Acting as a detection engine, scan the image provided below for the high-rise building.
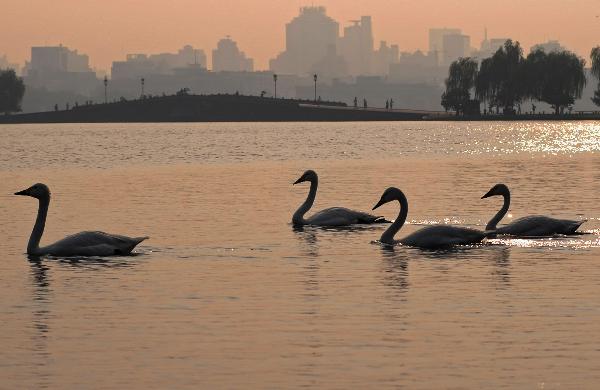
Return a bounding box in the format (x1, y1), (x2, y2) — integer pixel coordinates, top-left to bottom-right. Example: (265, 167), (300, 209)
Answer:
(270, 6), (339, 75)
(429, 28), (461, 62)
(442, 34), (471, 65)
(372, 41), (399, 76)
(212, 37), (253, 72)
(477, 29), (510, 59)
(25, 45), (98, 95)
(338, 16), (374, 75)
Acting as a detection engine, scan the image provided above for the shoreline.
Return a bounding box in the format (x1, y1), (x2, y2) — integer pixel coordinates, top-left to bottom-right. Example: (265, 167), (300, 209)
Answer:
(2, 93), (599, 123)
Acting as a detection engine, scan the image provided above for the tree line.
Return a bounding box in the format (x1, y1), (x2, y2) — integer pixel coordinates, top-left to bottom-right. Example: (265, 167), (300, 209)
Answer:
(0, 69), (25, 115)
(442, 40), (600, 116)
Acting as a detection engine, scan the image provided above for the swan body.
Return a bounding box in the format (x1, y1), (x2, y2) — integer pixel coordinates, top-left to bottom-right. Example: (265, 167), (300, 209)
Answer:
(15, 183), (148, 257)
(373, 187), (486, 248)
(292, 170), (388, 226)
(482, 184), (585, 236)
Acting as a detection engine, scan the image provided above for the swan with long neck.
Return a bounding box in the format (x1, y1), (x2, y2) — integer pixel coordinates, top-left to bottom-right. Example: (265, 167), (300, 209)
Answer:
(15, 183), (148, 256)
(372, 187), (486, 248)
(482, 183), (585, 236)
(292, 170), (388, 226)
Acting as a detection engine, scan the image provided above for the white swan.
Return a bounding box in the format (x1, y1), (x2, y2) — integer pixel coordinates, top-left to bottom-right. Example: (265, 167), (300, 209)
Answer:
(15, 183), (149, 256)
(292, 170), (388, 226)
(482, 183), (585, 236)
(373, 187), (486, 248)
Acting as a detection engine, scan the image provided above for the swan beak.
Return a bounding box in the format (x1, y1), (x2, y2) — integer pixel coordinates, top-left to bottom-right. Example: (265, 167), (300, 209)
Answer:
(293, 177), (304, 185)
(481, 189), (494, 199)
(14, 189), (29, 196)
(372, 198), (386, 210)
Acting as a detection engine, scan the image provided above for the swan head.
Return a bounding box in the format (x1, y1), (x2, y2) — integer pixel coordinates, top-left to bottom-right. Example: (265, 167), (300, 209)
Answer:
(481, 183), (509, 199)
(14, 183), (51, 200)
(373, 187), (402, 210)
(293, 169), (318, 185)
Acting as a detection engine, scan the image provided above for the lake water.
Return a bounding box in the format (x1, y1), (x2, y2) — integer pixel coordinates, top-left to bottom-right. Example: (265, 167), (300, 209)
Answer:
(1, 121), (600, 389)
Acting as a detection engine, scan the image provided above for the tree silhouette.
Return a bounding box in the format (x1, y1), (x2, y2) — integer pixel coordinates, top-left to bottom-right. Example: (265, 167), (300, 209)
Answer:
(591, 46), (600, 107)
(441, 57), (478, 115)
(525, 49), (586, 115)
(475, 40), (525, 115)
(0, 69), (25, 114)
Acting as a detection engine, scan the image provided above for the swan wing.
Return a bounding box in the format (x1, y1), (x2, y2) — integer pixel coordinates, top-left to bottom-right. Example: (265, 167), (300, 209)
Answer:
(495, 216), (584, 236)
(401, 225), (486, 248)
(43, 231), (149, 256)
(306, 207), (387, 226)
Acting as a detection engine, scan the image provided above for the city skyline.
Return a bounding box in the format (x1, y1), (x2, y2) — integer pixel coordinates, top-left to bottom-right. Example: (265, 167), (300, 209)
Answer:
(3, 0), (599, 71)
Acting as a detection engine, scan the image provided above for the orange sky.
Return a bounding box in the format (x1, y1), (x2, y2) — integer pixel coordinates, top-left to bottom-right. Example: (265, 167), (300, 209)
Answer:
(3, 0), (599, 71)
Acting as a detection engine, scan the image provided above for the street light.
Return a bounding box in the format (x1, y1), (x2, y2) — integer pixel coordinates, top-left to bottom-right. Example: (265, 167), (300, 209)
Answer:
(103, 76), (108, 104)
(313, 74), (318, 103)
(273, 74), (278, 99)
(141, 77), (145, 97)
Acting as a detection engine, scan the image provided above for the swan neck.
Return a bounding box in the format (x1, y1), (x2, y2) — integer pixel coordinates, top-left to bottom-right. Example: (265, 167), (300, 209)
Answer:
(28, 197), (49, 255)
(293, 178), (318, 225)
(380, 192), (408, 245)
(486, 191), (510, 230)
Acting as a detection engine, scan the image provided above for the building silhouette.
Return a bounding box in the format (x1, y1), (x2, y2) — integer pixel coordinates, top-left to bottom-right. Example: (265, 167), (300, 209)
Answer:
(24, 45), (98, 95)
(270, 6), (339, 76)
(428, 28), (461, 65)
(442, 33), (471, 65)
(112, 45), (207, 80)
(212, 37), (253, 72)
(389, 50), (443, 84)
(373, 41), (399, 75)
(339, 16), (374, 75)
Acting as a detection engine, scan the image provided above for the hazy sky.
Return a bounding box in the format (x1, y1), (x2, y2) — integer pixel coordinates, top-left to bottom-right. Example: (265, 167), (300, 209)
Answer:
(3, 0), (599, 71)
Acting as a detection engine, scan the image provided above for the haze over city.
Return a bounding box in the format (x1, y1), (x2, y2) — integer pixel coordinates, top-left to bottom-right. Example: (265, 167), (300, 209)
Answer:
(3, 0), (599, 71)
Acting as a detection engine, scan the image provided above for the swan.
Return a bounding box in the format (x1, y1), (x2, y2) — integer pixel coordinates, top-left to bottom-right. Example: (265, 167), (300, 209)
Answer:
(482, 183), (585, 236)
(372, 187), (486, 248)
(15, 183), (149, 256)
(292, 170), (388, 226)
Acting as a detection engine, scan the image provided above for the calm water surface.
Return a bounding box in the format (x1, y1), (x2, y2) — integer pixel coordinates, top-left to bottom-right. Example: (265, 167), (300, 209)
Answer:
(1, 121), (600, 389)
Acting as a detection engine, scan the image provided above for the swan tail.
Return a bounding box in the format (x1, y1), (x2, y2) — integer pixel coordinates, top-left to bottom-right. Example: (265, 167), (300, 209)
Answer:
(566, 220), (586, 234)
(119, 236), (149, 255)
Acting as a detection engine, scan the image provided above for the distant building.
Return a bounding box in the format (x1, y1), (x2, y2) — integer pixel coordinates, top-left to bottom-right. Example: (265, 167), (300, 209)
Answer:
(212, 37), (253, 72)
(338, 16), (374, 76)
(389, 50), (444, 85)
(372, 41), (399, 76)
(29, 45), (90, 74)
(310, 44), (348, 79)
(270, 6), (339, 75)
(531, 40), (566, 53)
(24, 45), (98, 95)
(442, 34), (471, 66)
(112, 45), (207, 79)
(428, 28), (461, 65)
(476, 30), (510, 59)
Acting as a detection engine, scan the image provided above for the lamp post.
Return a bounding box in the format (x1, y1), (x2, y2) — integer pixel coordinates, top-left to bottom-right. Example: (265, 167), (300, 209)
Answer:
(313, 74), (318, 103)
(273, 74), (277, 99)
(103, 76), (108, 104)
(141, 77), (145, 97)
